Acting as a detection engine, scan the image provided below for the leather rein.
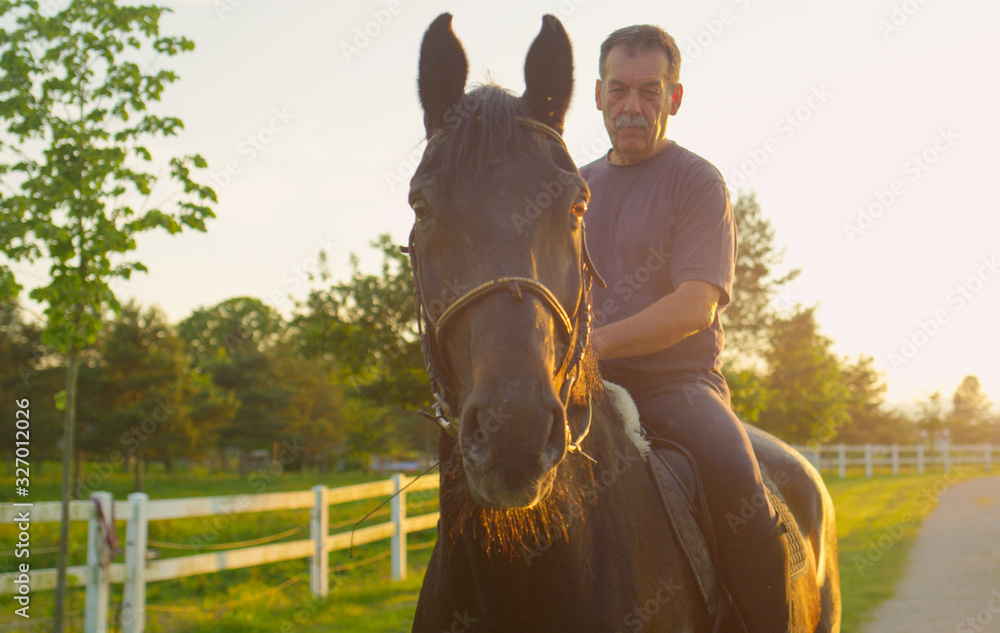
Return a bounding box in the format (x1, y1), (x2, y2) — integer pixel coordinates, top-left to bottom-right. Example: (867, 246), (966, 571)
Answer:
(402, 117), (607, 460)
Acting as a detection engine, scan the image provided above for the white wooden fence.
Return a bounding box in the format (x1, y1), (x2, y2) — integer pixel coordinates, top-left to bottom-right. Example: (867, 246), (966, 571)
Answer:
(795, 443), (994, 478)
(0, 473), (441, 633)
(3, 443), (993, 631)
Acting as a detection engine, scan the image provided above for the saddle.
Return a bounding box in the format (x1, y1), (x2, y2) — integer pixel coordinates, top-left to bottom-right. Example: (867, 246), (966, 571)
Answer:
(602, 381), (807, 628)
(646, 439), (809, 632)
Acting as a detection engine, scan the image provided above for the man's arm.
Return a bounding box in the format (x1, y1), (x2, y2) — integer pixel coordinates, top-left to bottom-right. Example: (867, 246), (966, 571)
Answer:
(592, 279), (721, 359)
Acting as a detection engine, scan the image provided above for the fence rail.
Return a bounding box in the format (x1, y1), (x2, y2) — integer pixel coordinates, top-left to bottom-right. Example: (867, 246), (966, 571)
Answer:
(0, 473), (441, 633)
(795, 443), (994, 478)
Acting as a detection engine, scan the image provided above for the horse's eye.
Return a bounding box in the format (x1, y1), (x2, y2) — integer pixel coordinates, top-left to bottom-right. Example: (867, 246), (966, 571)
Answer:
(412, 199), (431, 221)
(571, 200), (587, 221)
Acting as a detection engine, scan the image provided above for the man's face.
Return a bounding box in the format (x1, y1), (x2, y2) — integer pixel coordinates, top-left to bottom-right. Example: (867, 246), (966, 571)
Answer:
(596, 45), (682, 165)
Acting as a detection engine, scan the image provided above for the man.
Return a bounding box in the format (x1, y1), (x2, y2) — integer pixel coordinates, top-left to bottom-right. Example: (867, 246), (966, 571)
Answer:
(580, 25), (792, 632)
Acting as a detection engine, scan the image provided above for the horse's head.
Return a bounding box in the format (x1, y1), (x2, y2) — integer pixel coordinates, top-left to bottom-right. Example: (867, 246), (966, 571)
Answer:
(409, 14), (603, 510)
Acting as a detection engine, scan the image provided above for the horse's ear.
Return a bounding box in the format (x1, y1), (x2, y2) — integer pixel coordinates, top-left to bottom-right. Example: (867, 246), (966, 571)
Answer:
(523, 14), (573, 134)
(418, 13), (469, 138)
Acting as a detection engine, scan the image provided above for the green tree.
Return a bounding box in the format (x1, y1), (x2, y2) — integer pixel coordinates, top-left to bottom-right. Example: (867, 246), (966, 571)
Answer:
(0, 2), (215, 626)
(723, 365), (773, 424)
(722, 192), (801, 424)
(177, 295), (284, 366)
(81, 302), (228, 490)
(268, 340), (347, 471)
(294, 234), (434, 460)
(0, 301), (63, 461)
(178, 297), (293, 472)
(832, 355), (915, 444)
(948, 375), (993, 443)
(295, 234), (426, 407)
(723, 191), (801, 368)
(757, 307), (850, 443)
(177, 298), (346, 473)
(915, 390), (947, 448)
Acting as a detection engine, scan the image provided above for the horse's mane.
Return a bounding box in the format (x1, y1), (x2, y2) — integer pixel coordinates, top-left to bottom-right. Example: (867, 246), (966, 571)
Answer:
(428, 83), (533, 181)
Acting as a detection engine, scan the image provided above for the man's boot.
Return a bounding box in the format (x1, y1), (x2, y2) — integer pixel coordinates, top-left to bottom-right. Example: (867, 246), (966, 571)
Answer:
(717, 518), (792, 632)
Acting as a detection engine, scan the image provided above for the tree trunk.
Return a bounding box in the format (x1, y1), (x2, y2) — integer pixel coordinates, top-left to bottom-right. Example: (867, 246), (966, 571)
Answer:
(54, 349), (81, 633)
(73, 449), (83, 499)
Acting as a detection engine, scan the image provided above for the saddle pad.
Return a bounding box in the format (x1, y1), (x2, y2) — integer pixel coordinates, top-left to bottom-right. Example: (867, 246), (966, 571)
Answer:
(764, 485), (809, 581)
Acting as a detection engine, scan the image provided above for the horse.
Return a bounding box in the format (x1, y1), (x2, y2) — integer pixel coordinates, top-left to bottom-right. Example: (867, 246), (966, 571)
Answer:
(406, 13), (840, 633)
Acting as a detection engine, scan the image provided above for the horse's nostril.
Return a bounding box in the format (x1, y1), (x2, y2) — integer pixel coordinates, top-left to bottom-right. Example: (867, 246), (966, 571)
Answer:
(542, 405), (568, 466)
(459, 405), (486, 465)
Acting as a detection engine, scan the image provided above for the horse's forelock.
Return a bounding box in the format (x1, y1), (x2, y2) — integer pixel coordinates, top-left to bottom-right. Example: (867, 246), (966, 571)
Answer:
(430, 84), (533, 180)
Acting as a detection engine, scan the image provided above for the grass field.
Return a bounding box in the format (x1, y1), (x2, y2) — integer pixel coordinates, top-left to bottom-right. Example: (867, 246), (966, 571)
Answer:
(0, 461), (987, 632)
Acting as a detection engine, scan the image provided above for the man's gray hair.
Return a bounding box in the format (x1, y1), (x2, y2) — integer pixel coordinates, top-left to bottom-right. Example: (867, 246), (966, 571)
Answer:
(598, 25), (681, 85)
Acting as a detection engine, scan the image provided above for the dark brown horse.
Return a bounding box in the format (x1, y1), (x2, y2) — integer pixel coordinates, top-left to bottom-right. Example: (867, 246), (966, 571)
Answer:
(407, 14), (840, 633)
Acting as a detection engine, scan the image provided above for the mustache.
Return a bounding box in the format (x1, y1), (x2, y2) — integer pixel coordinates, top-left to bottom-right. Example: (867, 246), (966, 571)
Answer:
(615, 114), (650, 129)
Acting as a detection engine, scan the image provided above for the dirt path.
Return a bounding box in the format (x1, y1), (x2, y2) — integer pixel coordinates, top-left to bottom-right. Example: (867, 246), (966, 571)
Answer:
(862, 475), (1000, 633)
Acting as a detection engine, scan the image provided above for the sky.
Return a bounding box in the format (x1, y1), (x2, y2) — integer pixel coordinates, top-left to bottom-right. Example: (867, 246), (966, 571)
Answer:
(7, 0), (1000, 411)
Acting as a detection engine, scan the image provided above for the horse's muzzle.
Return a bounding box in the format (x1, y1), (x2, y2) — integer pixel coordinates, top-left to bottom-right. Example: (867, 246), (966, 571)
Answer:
(458, 387), (567, 508)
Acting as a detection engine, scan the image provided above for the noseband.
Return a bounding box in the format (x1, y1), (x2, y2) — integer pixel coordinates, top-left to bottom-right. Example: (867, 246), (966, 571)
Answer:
(403, 117), (606, 459)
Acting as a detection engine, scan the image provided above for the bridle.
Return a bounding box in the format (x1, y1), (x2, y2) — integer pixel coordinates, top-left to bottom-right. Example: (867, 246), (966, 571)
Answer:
(402, 116), (607, 460)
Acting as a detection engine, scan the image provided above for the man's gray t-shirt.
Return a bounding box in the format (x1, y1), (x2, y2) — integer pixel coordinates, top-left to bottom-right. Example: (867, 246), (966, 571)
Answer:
(579, 141), (736, 391)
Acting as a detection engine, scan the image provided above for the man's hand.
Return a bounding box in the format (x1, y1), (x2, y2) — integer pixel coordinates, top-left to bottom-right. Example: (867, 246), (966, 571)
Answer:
(593, 279), (721, 359)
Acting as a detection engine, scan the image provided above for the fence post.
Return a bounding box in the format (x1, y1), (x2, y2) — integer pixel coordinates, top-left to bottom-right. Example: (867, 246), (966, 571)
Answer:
(838, 444), (846, 479)
(864, 444), (873, 478)
(810, 446), (821, 472)
(391, 474), (407, 581)
(311, 485), (329, 597)
(891, 444), (899, 475)
(917, 444), (925, 474)
(122, 492), (148, 633)
(85, 491), (113, 633)
(985, 445), (991, 472)
(943, 444), (951, 474)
